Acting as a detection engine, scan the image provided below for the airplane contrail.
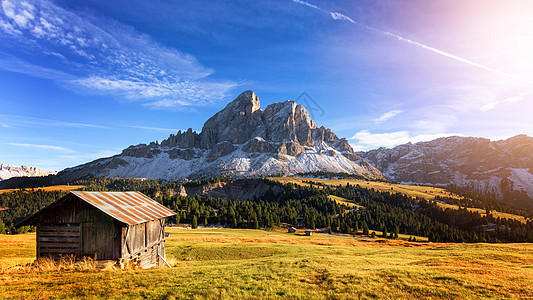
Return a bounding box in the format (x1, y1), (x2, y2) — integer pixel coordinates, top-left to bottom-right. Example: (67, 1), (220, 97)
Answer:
(292, 0), (533, 84)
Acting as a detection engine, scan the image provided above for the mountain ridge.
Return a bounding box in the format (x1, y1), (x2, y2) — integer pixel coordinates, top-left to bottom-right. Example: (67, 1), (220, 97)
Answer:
(50, 91), (383, 182)
(358, 134), (533, 209)
(0, 164), (57, 181)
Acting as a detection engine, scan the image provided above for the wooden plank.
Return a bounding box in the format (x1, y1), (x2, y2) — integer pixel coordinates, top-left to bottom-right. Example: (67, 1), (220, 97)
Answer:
(38, 237), (80, 242)
(37, 224), (81, 258)
(41, 241), (80, 246)
(38, 231), (79, 235)
(40, 249), (79, 253)
(37, 232), (80, 237)
(38, 234), (80, 239)
(38, 227), (80, 232)
(40, 243), (79, 247)
(123, 226), (131, 257)
(36, 227), (40, 258)
(122, 240), (162, 259)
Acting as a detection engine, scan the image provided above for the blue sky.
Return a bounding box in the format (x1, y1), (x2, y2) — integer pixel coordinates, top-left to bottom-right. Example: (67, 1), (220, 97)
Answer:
(1, 0), (533, 171)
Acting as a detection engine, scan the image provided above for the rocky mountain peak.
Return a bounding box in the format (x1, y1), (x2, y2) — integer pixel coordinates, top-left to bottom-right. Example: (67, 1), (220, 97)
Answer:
(54, 91), (384, 182)
(199, 90), (263, 147)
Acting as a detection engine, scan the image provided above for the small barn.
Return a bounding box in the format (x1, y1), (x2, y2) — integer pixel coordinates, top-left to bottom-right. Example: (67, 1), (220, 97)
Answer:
(16, 191), (175, 269)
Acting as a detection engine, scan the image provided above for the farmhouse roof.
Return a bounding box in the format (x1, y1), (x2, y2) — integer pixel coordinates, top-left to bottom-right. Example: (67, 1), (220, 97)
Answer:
(17, 191), (175, 227)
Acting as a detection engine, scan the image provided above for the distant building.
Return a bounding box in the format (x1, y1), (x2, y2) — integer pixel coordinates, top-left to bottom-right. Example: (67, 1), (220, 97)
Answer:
(17, 191), (175, 269)
(288, 227), (297, 233)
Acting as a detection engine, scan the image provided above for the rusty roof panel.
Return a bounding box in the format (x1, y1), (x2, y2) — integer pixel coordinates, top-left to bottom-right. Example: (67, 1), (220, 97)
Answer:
(71, 191), (175, 225)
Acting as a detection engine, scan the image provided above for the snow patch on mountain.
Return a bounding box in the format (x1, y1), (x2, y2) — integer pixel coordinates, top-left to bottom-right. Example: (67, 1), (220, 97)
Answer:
(0, 164), (57, 181)
(358, 135), (533, 208)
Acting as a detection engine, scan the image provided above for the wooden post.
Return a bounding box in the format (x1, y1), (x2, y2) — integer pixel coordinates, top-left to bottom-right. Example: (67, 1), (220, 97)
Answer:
(158, 253), (171, 268)
(122, 226), (130, 257)
(36, 226), (40, 258)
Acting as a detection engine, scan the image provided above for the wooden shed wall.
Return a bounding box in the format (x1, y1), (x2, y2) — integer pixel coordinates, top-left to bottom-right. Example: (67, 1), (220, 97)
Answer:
(121, 219), (166, 268)
(33, 195), (122, 260)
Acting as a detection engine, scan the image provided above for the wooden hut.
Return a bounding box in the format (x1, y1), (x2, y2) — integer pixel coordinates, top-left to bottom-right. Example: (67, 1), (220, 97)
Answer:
(16, 191), (175, 269)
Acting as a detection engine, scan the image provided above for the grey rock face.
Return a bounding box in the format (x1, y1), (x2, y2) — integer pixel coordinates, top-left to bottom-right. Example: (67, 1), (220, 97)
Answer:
(167, 148), (197, 160)
(206, 142), (237, 162)
(156, 90), (368, 164)
(122, 144), (161, 158)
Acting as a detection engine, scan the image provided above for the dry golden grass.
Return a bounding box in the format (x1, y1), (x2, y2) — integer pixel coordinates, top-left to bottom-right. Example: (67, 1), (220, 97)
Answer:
(0, 233), (36, 269)
(328, 195), (366, 209)
(2, 255), (95, 273)
(2, 229), (533, 299)
(165, 227), (428, 247)
(269, 176), (459, 200)
(0, 185), (85, 194)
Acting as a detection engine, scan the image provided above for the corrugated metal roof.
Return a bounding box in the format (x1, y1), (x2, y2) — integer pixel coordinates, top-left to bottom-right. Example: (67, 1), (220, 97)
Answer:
(71, 191), (175, 225)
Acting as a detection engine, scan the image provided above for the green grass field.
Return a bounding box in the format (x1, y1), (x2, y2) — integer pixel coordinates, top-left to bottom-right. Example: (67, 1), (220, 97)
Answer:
(2, 228), (533, 299)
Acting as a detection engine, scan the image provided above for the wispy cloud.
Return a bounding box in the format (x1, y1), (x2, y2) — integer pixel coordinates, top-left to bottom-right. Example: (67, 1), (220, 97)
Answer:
(0, 124), (9, 128)
(0, 0), (237, 108)
(374, 110), (403, 124)
(6, 142), (74, 153)
(292, 0), (319, 10)
(480, 89), (533, 111)
(129, 125), (182, 133)
(290, 0), (532, 84)
(59, 150), (118, 161)
(0, 54), (76, 80)
(0, 114), (108, 129)
(349, 130), (460, 151)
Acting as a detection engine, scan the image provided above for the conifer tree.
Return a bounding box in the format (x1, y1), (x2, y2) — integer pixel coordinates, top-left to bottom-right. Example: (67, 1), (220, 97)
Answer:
(362, 221), (369, 236)
(192, 215), (198, 229)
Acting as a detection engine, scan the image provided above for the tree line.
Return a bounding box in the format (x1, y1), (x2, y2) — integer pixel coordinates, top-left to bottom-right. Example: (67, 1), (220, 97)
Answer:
(1, 177), (533, 242)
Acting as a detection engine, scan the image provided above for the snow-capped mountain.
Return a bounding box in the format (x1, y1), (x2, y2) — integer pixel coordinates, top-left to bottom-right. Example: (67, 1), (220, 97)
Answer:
(0, 164), (57, 181)
(54, 91), (383, 182)
(358, 135), (533, 208)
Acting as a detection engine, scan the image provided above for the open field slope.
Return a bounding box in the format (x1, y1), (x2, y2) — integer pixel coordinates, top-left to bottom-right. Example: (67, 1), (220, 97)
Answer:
(271, 177), (530, 224)
(269, 177), (460, 200)
(0, 185), (84, 194)
(2, 228), (533, 299)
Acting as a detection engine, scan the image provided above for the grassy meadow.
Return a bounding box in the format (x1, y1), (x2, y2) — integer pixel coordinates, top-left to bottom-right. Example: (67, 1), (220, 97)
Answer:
(268, 177), (459, 200)
(2, 228), (533, 299)
(0, 185), (85, 194)
(271, 177), (530, 224)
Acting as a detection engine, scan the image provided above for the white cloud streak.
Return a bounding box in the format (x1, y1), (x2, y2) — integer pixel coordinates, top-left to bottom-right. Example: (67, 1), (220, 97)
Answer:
(129, 125), (183, 133)
(6, 142), (74, 153)
(0, 114), (108, 129)
(292, 0), (319, 10)
(374, 110), (403, 124)
(291, 0), (532, 84)
(59, 150), (118, 161)
(480, 89), (533, 111)
(349, 130), (461, 151)
(0, 0), (237, 108)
